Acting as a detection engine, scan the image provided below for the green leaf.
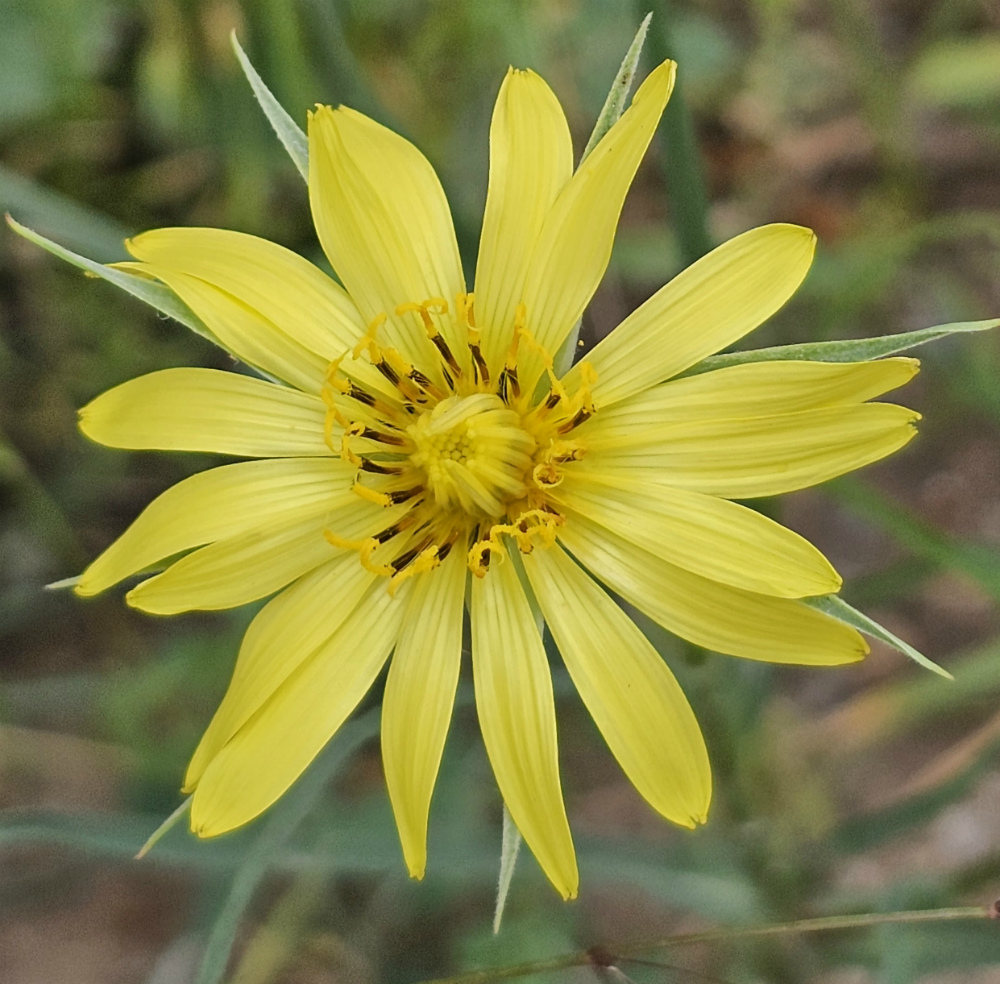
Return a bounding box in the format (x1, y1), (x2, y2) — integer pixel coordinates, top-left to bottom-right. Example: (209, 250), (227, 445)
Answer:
(579, 12), (652, 163)
(688, 318), (1000, 375)
(555, 14), (652, 377)
(231, 32), (309, 183)
(493, 804), (523, 935)
(805, 595), (953, 680)
(644, 0), (713, 266)
(5, 216), (220, 346)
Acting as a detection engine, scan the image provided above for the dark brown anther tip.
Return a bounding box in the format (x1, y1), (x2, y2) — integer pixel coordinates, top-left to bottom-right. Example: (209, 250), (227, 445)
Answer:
(989, 899), (1000, 919)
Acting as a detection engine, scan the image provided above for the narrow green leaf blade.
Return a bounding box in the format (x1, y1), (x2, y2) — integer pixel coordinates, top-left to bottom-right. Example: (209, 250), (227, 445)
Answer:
(231, 32), (309, 182)
(689, 319), (1000, 375)
(555, 14), (652, 377)
(6, 216), (220, 346)
(579, 12), (652, 164)
(806, 594), (953, 680)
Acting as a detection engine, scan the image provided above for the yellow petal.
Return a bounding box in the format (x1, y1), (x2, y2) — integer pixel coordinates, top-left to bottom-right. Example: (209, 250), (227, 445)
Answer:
(78, 368), (331, 457)
(191, 580), (407, 836)
(475, 68), (573, 375)
(308, 105), (466, 373)
(77, 458), (352, 596)
(125, 227), (365, 359)
(470, 547), (578, 899)
(554, 473), (841, 598)
(558, 514), (868, 665)
(133, 266), (330, 393)
(123, 232), (394, 400)
(518, 60), (676, 393)
(523, 544), (711, 827)
(185, 553), (376, 790)
(584, 358), (919, 426)
(125, 496), (382, 614)
(569, 224), (817, 406)
(382, 546), (466, 879)
(581, 402), (920, 498)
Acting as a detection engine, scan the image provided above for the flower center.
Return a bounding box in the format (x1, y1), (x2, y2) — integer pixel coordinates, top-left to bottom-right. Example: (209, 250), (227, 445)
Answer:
(318, 293), (598, 592)
(407, 393), (535, 518)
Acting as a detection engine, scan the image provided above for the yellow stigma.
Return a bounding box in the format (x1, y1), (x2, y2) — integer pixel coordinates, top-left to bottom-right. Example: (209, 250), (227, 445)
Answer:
(407, 393), (535, 517)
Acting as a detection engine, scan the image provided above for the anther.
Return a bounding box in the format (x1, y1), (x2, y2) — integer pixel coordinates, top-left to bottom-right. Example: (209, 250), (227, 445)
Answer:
(557, 408), (593, 433)
(391, 536), (437, 574)
(359, 458), (405, 476)
(387, 486), (422, 505)
(356, 426), (407, 447)
(375, 518), (412, 544)
(389, 543), (440, 595)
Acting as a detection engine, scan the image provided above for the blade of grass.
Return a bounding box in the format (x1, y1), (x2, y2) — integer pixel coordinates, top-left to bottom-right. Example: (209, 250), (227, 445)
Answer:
(826, 477), (1000, 602)
(643, 0), (713, 266)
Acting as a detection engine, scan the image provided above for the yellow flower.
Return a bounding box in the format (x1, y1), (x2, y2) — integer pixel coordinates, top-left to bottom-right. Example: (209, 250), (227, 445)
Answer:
(73, 61), (919, 900)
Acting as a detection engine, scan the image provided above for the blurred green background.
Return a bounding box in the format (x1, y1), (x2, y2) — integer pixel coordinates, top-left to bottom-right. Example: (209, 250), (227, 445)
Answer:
(3, 0), (1000, 981)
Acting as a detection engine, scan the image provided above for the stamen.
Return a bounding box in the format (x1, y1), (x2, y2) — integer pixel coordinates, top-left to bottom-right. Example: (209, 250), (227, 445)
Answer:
(397, 298), (463, 378)
(359, 458), (405, 476)
(359, 538), (394, 576)
(458, 293), (490, 387)
(384, 348), (442, 402)
(557, 408), (593, 434)
(388, 486), (423, 505)
(516, 324), (569, 408)
(353, 481), (393, 507)
(356, 426), (407, 447)
(497, 304), (526, 403)
(389, 543), (440, 595)
(324, 529), (366, 551)
(352, 313), (386, 362)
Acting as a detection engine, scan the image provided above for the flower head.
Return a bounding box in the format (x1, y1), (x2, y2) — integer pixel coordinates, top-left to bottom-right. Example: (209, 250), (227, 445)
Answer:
(73, 61), (918, 898)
